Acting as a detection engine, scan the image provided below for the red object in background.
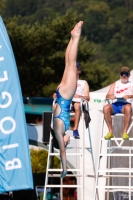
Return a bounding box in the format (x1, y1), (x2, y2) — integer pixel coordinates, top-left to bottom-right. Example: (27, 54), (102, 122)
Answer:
(74, 189), (77, 199)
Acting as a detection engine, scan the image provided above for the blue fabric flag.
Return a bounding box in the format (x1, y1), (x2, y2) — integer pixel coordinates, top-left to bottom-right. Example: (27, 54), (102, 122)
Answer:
(0, 17), (33, 192)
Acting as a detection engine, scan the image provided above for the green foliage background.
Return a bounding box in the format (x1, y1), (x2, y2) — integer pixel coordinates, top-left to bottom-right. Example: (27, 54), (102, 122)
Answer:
(1, 0), (133, 96)
(30, 149), (60, 173)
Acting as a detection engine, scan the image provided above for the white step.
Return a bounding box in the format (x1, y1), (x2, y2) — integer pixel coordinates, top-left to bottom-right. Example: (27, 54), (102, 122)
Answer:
(98, 168), (133, 173)
(107, 146), (133, 150)
(101, 138), (133, 140)
(46, 184), (81, 188)
(100, 153), (133, 156)
(98, 174), (133, 178)
(48, 174), (82, 177)
(96, 186), (133, 189)
(48, 174), (95, 177)
(48, 169), (81, 172)
(49, 152), (82, 156)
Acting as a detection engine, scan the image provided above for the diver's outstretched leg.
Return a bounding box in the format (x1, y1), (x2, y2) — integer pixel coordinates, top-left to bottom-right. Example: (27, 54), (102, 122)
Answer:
(59, 37), (73, 86)
(59, 21), (83, 90)
(53, 21), (83, 179)
(53, 118), (67, 178)
(60, 21), (83, 99)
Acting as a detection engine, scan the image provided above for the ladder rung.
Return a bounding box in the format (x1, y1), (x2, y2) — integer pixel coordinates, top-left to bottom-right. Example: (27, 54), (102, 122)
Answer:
(48, 169), (81, 172)
(45, 185), (81, 188)
(101, 138), (133, 140)
(100, 154), (133, 156)
(49, 153), (82, 156)
(104, 189), (133, 193)
(48, 174), (82, 177)
(86, 175), (95, 177)
(98, 175), (133, 178)
(66, 147), (91, 149)
(98, 169), (133, 172)
(48, 174), (95, 177)
(50, 136), (80, 140)
(96, 186), (133, 189)
(107, 146), (133, 150)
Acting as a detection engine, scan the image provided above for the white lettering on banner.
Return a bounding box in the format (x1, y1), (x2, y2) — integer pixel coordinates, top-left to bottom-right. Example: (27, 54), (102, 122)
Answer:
(0, 117), (16, 134)
(0, 57), (4, 61)
(2, 143), (19, 149)
(0, 71), (8, 82)
(5, 158), (22, 170)
(0, 47), (22, 172)
(0, 92), (12, 108)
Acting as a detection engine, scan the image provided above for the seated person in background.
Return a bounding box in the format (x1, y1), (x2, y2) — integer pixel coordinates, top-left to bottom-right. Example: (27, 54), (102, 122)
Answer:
(63, 177), (70, 200)
(103, 66), (133, 140)
(63, 177), (77, 200)
(72, 62), (90, 138)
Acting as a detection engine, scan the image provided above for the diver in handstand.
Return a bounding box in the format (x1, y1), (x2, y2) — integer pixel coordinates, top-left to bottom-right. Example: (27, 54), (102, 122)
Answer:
(52, 21), (83, 179)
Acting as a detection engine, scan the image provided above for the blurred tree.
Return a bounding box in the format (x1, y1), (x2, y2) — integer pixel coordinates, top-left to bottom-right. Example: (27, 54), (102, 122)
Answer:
(105, 0), (127, 9)
(83, 1), (110, 43)
(104, 7), (133, 64)
(0, 0), (7, 16)
(2, 0), (133, 94)
(4, 0), (37, 17)
(30, 149), (60, 173)
(4, 0), (73, 23)
(81, 61), (118, 91)
(5, 10), (94, 96)
(5, 17), (54, 96)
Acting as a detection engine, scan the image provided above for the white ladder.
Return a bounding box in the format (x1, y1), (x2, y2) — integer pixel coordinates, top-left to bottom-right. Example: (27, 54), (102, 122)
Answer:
(95, 114), (133, 200)
(43, 110), (96, 200)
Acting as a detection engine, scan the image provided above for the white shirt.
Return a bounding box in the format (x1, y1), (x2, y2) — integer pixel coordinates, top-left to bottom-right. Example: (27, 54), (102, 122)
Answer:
(114, 80), (133, 103)
(76, 79), (86, 96)
(72, 80), (86, 102)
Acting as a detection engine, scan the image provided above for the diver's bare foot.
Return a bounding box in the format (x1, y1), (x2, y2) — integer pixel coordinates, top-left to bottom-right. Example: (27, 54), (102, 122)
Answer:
(71, 21), (83, 37)
(71, 23), (78, 35)
(61, 170), (68, 179)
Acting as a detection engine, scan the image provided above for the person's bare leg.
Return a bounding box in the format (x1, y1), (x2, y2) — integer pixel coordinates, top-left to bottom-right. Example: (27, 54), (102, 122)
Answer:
(103, 104), (114, 133)
(73, 102), (81, 130)
(59, 38), (73, 86)
(60, 21), (83, 99)
(53, 118), (67, 178)
(122, 104), (132, 133)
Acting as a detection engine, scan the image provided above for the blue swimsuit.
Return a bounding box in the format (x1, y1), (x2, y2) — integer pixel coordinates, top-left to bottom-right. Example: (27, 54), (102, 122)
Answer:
(54, 88), (72, 131)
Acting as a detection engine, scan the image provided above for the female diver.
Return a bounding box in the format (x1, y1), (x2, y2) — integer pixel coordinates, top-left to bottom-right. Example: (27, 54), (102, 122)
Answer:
(52, 21), (83, 178)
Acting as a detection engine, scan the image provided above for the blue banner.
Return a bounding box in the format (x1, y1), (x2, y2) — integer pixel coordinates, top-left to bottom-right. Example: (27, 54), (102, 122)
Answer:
(0, 17), (33, 192)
